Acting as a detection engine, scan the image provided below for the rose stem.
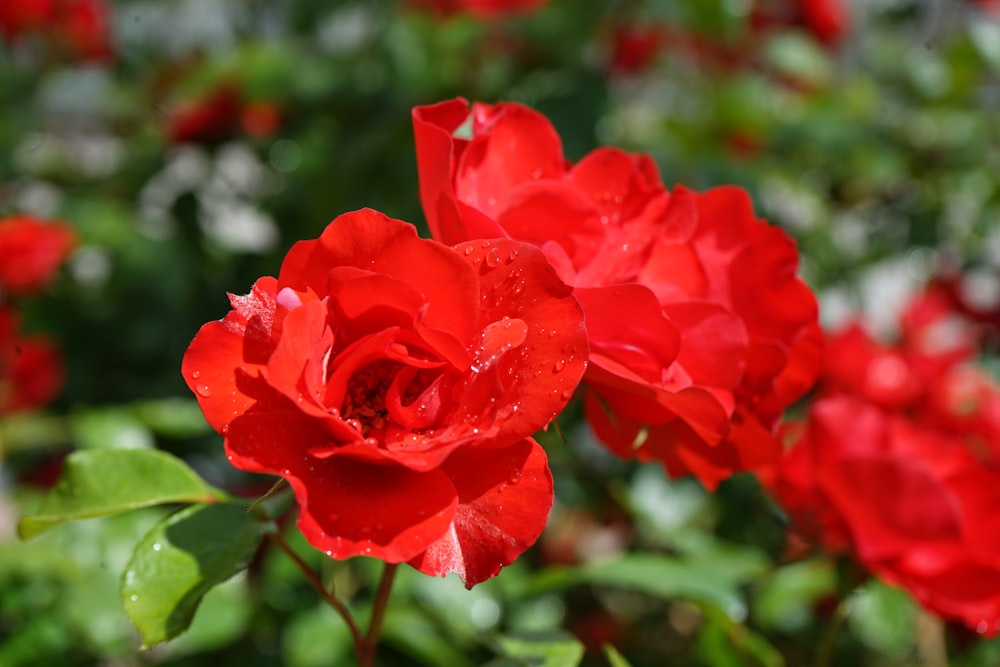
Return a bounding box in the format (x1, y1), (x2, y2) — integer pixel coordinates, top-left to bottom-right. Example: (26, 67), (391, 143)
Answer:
(267, 532), (364, 656)
(358, 562), (399, 667)
(813, 594), (850, 667)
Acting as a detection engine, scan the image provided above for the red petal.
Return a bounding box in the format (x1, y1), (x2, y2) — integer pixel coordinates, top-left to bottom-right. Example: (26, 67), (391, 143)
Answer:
(456, 102), (566, 218)
(575, 285), (679, 385)
(409, 438), (553, 587)
(456, 238), (588, 443)
(662, 301), (747, 390)
(182, 277), (278, 432)
(226, 410), (458, 563)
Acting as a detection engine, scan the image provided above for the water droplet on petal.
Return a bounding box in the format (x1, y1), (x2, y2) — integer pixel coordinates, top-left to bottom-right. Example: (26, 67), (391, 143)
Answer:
(508, 468), (522, 485)
(464, 245), (475, 256)
(553, 359), (566, 372)
(325, 550), (333, 556)
(191, 370), (201, 379)
(485, 247), (502, 267)
(195, 383), (212, 397)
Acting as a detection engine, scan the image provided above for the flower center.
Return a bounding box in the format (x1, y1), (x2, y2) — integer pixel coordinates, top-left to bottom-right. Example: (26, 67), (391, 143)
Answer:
(342, 360), (395, 437)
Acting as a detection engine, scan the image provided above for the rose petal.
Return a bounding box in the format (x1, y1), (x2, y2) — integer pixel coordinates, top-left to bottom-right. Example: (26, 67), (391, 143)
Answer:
(182, 277), (278, 432)
(409, 438), (553, 587)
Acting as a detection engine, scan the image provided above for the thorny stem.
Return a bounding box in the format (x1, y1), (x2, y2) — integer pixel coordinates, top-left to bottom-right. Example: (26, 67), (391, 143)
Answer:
(358, 563), (399, 667)
(268, 532), (364, 658)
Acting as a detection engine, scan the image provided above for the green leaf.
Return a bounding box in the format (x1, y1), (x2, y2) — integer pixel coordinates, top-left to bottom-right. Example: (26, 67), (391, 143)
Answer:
(491, 630), (584, 667)
(120, 502), (270, 647)
(578, 552), (763, 614)
(18, 449), (214, 539)
(71, 407), (154, 450)
(602, 644), (634, 667)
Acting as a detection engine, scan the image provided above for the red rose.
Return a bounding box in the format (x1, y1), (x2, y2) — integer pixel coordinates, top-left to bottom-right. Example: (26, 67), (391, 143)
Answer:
(0, 307), (65, 414)
(767, 396), (1000, 635)
(407, 0), (547, 18)
(0, 0), (56, 42)
(0, 215), (76, 298)
(182, 209), (587, 586)
(166, 84), (244, 145)
(822, 287), (985, 415)
(57, 0), (114, 62)
(0, 0), (112, 62)
(794, 0), (849, 47)
(413, 98), (821, 488)
(608, 23), (666, 75)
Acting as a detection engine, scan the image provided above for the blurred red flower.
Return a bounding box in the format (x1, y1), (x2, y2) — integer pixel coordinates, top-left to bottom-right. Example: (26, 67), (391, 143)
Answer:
(0, 0), (113, 62)
(0, 307), (65, 414)
(608, 23), (667, 75)
(794, 0), (850, 46)
(166, 84), (281, 144)
(413, 98), (821, 488)
(407, 0), (547, 18)
(0, 214), (76, 298)
(768, 396), (1000, 635)
(182, 208), (587, 586)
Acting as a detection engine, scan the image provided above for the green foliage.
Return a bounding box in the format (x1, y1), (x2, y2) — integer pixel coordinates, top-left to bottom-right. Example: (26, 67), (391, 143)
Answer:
(18, 449), (215, 539)
(120, 503), (271, 647)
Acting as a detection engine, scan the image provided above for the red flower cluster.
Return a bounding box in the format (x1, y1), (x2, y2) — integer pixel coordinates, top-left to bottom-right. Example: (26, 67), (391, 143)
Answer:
(763, 288), (1000, 633)
(0, 307), (64, 414)
(0, 214), (76, 298)
(0, 0), (113, 62)
(413, 98), (821, 488)
(0, 214), (74, 414)
(183, 209), (587, 586)
(166, 84), (281, 145)
(407, 0), (547, 18)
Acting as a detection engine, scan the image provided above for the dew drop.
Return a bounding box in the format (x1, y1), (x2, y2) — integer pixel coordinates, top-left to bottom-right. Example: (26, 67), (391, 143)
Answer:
(507, 249), (519, 263)
(978, 620), (989, 634)
(561, 388), (574, 400)
(464, 245), (475, 256)
(485, 247), (502, 267)
(152, 543), (162, 552)
(191, 370), (201, 379)
(508, 468), (522, 485)
(325, 550), (333, 556)
(553, 358), (566, 372)
(530, 168), (543, 180)
(548, 329), (558, 338)
(195, 383), (212, 397)
(130, 594), (138, 602)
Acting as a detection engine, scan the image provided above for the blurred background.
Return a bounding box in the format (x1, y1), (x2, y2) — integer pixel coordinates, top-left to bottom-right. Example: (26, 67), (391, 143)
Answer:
(2, 0), (999, 665)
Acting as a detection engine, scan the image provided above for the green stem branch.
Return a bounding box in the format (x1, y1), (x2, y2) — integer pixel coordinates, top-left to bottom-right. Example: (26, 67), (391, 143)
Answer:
(358, 562), (399, 667)
(268, 532), (364, 658)
(814, 594), (851, 667)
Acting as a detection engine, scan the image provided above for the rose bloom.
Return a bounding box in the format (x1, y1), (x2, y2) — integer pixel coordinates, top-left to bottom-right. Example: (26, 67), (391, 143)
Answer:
(765, 396), (1000, 635)
(608, 23), (667, 76)
(407, 0), (547, 18)
(166, 84), (244, 145)
(0, 307), (65, 414)
(0, 215), (76, 297)
(0, 0), (113, 61)
(413, 98), (821, 488)
(822, 286), (999, 459)
(822, 287), (983, 412)
(183, 209), (587, 586)
(793, 0), (849, 46)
